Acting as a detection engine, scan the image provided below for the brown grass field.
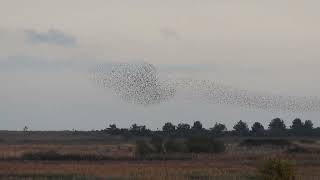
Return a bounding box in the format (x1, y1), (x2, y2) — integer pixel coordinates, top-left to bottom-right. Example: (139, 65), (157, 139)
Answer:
(1, 131), (320, 179)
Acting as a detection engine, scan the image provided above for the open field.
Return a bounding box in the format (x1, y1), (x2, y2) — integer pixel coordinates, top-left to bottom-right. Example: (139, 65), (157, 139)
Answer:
(1, 131), (320, 179)
(1, 158), (320, 179)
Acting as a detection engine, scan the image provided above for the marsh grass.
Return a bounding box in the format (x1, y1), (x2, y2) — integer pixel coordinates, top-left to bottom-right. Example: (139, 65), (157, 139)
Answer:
(21, 150), (134, 161)
(0, 174), (101, 180)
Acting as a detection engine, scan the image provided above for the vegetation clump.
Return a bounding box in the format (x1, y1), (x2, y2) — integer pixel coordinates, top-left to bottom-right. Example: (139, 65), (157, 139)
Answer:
(104, 117), (320, 138)
(186, 137), (225, 153)
(135, 140), (154, 158)
(135, 136), (225, 159)
(259, 159), (295, 180)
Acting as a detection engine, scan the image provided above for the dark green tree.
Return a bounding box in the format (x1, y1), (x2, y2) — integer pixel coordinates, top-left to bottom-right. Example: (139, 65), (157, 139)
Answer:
(129, 124), (150, 136)
(176, 123), (190, 135)
(269, 118), (286, 131)
(105, 124), (120, 134)
(290, 118), (304, 136)
(177, 123), (190, 131)
(304, 120), (313, 130)
(290, 118), (304, 130)
(130, 124), (139, 131)
(107, 124), (117, 131)
(162, 122), (176, 134)
(233, 120), (249, 136)
(251, 122), (265, 136)
(210, 123), (227, 136)
(268, 118), (287, 136)
(192, 121), (203, 131)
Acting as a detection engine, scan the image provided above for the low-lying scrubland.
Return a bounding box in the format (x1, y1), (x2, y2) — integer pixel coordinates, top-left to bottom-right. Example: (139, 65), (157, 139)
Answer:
(0, 174), (101, 180)
(0, 132), (320, 179)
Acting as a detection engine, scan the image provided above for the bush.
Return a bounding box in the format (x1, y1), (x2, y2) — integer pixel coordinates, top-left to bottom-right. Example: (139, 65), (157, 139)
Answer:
(150, 136), (164, 153)
(135, 140), (153, 158)
(186, 137), (225, 153)
(260, 159), (295, 180)
(164, 138), (188, 153)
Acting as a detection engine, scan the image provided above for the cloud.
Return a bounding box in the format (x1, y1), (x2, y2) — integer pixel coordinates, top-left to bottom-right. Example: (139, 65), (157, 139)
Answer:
(24, 29), (77, 47)
(0, 56), (117, 72)
(160, 28), (180, 40)
(0, 56), (69, 72)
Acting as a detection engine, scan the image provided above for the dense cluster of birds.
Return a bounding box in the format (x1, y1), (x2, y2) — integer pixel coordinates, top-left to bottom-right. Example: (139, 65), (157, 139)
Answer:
(93, 62), (175, 105)
(176, 79), (320, 112)
(92, 62), (320, 112)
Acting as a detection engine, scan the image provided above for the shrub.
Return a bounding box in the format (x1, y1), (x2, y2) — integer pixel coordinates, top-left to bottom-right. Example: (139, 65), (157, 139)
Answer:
(186, 137), (225, 153)
(259, 159), (295, 180)
(164, 138), (188, 153)
(135, 140), (153, 158)
(150, 136), (164, 153)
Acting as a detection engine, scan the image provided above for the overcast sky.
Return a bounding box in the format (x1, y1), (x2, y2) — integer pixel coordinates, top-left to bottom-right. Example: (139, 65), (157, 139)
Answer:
(1, 0), (320, 130)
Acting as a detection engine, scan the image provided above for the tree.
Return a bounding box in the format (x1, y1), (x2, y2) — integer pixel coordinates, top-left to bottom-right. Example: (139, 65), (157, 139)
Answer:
(210, 123), (227, 136)
(177, 123), (190, 131)
(290, 118), (304, 130)
(269, 118), (286, 131)
(176, 123), (190, 134)
(162, 122), (176, 133)
(105, 124), (119, 134)
(251, 122), (265, 136)
(304, 120), (313, 130)
(290, 118), (305, 136)
(192, 121), (203, 131)
(233, 120), (249, 136)
(268, 118), (287, 136)
(129, 124), (150, 136)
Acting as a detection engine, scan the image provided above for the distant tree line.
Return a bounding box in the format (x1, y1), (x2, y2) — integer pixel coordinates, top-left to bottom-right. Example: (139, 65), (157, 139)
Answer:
(104, 118), (319, 137)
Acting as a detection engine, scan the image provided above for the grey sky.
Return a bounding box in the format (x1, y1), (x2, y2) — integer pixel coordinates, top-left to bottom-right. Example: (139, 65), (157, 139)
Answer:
(1, 0), (320, 130)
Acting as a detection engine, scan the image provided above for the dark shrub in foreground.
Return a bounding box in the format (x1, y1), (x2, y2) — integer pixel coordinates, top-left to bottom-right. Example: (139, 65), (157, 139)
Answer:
(186, 137), (225, 153)
(150, 136), (164, 153)
(135, 140), (154, 158)
(164, 138), (188, 153)
(260, 159), (295, 180)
